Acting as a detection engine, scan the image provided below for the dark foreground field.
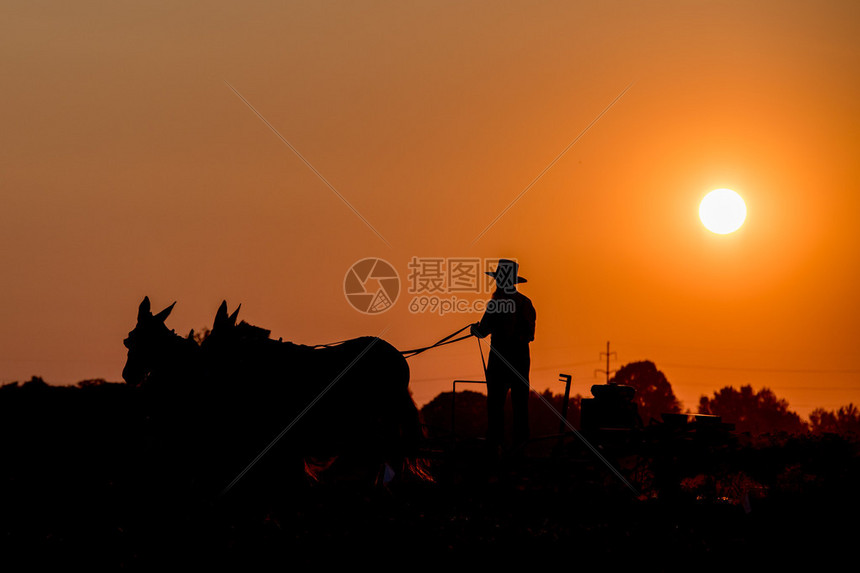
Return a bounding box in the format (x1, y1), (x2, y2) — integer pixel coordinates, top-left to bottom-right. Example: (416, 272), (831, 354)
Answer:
(2, 381), (858, 570)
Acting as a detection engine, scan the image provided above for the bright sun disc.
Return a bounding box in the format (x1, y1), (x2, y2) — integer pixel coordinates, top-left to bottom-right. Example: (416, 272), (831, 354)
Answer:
(699, 188), (747, 234)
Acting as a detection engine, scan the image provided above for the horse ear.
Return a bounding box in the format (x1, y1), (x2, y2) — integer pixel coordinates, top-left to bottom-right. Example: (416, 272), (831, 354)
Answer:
(217, 300), (241, 329)
(154, 301), (176, 323)
(138, 297), (152, 322)
(212, 300), (227, 329)
(228, 304), (241, 326)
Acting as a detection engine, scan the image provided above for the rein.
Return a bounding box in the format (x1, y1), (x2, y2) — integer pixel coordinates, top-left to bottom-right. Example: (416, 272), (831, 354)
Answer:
(308, 324), (477, 359)
(399, 324), (475, 358)
(478, 336), (488, 378)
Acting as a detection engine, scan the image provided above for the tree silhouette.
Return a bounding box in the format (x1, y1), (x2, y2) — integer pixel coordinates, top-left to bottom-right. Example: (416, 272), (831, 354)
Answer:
(76, 378), (109, 388)
(698, 385), (808, 435)
(188, 327), (211, 345)
(809, 404), (860, 437)
(421, 390), (487, 439)
(609, 361), (681, 424)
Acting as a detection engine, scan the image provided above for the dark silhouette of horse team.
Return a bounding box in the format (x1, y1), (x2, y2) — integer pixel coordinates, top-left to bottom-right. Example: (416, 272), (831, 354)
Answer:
(123, 296), (425, 492)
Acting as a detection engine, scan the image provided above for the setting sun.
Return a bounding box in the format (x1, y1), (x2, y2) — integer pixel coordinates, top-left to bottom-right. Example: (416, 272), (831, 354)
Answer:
(699, 189), (747, 234)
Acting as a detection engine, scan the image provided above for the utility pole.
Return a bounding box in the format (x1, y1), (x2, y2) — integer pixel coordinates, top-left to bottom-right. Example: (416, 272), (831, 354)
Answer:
(595, 341), (618, 384)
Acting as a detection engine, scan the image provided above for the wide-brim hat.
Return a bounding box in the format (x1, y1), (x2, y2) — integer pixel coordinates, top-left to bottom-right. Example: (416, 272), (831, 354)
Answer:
(485, 258), (527, 284)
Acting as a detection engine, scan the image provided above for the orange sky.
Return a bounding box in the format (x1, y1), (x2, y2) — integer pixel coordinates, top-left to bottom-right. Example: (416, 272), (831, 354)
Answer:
(2, 1), (858, 419)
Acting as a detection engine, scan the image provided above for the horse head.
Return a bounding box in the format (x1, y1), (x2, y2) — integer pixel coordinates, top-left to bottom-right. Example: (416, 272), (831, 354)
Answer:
(122, 296), (181, 386)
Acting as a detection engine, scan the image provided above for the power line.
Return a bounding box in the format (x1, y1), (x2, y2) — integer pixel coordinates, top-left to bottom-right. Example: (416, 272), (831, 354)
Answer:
(662, 363), (860, 375)
(677, 382), (859, 391)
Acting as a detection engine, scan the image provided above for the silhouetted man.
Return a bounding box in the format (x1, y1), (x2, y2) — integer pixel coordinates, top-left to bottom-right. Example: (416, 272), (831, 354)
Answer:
(471, 259), (536, 451)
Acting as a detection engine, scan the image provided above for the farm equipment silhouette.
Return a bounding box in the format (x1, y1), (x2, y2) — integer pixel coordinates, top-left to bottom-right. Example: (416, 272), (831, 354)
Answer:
(573, 378), (739, 501)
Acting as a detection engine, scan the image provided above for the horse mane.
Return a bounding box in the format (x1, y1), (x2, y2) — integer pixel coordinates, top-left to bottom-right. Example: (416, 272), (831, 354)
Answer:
(234, 320), (271, 340)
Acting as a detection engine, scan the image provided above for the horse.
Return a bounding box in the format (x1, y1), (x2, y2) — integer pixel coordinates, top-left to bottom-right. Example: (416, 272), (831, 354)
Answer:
(122, 297), (427, 495)
(200, 301), (427, 485)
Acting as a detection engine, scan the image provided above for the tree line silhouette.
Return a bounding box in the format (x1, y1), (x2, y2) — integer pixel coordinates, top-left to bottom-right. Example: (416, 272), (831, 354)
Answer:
(419, 361), (858, 439)
(3, 360), (856, 447)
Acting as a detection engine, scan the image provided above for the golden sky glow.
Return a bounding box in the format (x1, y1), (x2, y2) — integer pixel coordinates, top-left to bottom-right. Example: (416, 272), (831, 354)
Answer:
(2, 1), (859, 418)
